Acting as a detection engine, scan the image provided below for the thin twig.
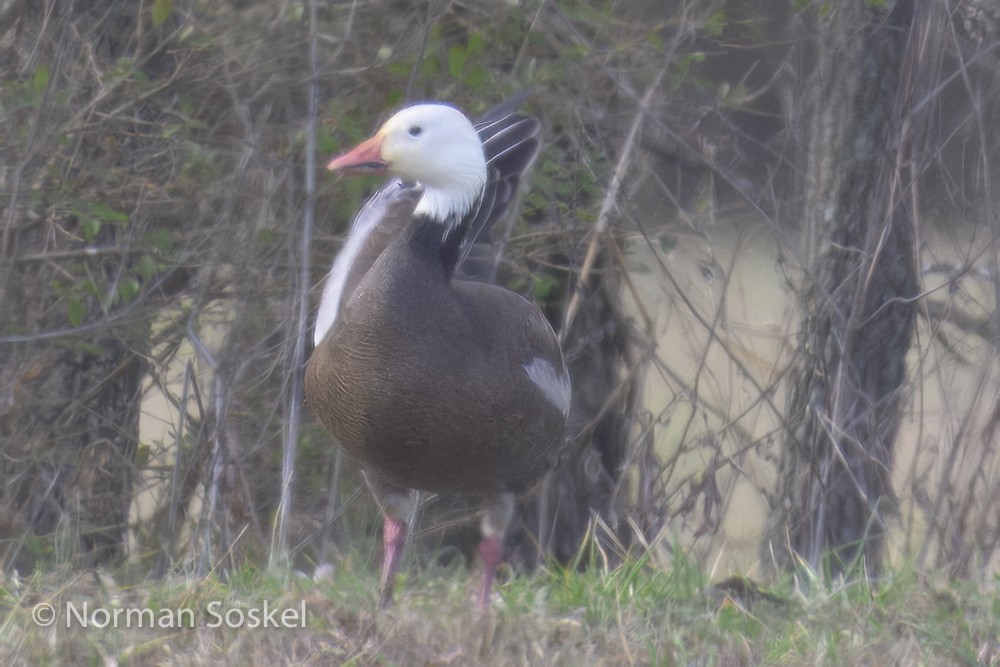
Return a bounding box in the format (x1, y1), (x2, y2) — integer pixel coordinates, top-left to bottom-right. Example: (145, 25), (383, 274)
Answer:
(560, 62), (668, 340)
(272, 0), (359, 570)
(272, 0), (322, 570)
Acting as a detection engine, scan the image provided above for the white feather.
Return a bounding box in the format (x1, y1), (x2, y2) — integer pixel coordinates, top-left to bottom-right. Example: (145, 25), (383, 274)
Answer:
(314, 182), (405, 346)
(523, 357), (572, 417)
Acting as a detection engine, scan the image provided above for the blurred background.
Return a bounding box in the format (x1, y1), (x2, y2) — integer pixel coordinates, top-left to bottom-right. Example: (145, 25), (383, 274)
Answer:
(1, 0), (998, 591)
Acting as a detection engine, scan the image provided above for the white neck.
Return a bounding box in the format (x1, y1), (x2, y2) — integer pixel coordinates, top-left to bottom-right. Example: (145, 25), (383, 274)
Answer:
(413, 182), (482, 229)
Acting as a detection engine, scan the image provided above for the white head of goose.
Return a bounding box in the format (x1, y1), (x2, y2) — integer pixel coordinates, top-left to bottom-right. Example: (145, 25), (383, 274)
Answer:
(305, 100), (570, 608)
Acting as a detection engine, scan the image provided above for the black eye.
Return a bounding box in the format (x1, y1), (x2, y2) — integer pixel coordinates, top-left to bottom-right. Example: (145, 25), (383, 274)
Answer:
(408, 125), (422, 137)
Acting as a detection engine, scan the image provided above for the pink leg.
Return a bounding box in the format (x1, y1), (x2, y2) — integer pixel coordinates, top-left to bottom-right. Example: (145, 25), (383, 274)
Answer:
(477, 494), (514, 609)
(477, 533), (504, 609)
(380, 515), (407, 608)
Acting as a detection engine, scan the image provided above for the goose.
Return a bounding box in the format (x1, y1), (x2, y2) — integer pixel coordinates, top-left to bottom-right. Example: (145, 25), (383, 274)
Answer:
(305, 100), (570, 608)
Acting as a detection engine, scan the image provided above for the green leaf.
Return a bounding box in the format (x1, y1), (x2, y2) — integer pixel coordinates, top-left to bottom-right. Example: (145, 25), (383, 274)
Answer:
(419, 56), (440, 79)
(464, 65), (491, 91)
(145, 229), (175, 256)
(152, 0), (173, 27)
(90, 202), (128, 224)
(117, 277), (140, 305)
(384, 88), (404, 109)
(82, 279), (101, 300)
(32, 64), (50, 94)
(81, 218), (101, 242)
(316, 125), (339, 155)
(466, 32), (485, 56)
(704, 11), (727, 38)
(285, 2), (304, 22)
(448, 45), (467, 80)
(135, 255), (157, 283)
(256, 228), (282, 248)
(134, 444), (151, 469)
(680, 51), (706, 67)
(532, 274), (560, 301)
(66, 297), (86, 327)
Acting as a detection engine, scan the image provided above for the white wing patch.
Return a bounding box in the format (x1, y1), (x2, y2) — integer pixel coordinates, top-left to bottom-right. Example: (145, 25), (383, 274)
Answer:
(313, 183), (404, 346)
(523, 357), (571, 417)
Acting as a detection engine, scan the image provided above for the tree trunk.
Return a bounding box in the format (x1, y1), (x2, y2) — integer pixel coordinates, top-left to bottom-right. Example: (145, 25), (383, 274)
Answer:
(766, 0), (918, 575)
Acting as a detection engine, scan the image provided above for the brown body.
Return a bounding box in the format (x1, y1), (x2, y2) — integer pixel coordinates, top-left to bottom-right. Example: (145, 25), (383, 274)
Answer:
(305, 213), (565, 497)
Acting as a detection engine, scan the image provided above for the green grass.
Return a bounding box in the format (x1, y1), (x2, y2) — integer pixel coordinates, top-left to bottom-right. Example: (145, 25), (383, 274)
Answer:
(1, 549), (997, 666)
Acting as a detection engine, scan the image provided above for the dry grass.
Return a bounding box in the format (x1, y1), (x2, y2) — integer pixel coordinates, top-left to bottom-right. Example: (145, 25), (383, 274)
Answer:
(1, 545), (997, 666)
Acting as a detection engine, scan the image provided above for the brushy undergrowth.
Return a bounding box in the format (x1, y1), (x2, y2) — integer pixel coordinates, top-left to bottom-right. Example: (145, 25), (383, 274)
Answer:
(1, 548), (996, 666)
